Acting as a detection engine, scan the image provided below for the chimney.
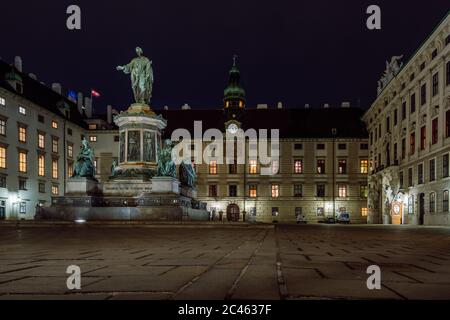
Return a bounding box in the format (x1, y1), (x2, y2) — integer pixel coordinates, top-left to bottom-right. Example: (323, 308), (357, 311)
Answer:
(164, 105), (169, 110)
(341, 101), (350, 108)
(181, 103), (190, 110)
(256, 103), (268, 109)
(107, 105), (113, 124)
(84, 96), (92, 118)
(323, 103), (330, 108)
(277, 101), (283, 109)
(28, 73), (37, 80)
(51, 83), (62, 95)
(304, 103), (310, 109)
(14, 56), (22, 72)
(77, 92), (84, 115)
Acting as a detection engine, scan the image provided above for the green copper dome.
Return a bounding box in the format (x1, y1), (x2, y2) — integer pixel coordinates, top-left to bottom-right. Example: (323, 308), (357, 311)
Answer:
(223, 56), (246, 106)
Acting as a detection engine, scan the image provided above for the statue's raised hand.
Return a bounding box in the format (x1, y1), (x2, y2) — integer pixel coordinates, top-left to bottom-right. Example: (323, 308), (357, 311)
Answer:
(116, 65), (124, 71)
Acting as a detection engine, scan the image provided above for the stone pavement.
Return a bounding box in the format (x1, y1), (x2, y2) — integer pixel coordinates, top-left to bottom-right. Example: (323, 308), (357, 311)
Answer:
(0, 223), (449, 300)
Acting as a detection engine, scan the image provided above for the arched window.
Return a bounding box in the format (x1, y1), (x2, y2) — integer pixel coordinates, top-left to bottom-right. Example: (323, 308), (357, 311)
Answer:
(429, 192), (436, 213)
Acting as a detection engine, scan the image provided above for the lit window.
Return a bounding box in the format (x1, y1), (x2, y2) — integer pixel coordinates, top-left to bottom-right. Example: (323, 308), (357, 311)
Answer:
(19, 106), (26, 115)
(52, 185), (59, 195)
(294, 160), (303, 174)
(89, 124), (97, 130)
(360, 184), (368, 198)
(408, 195), (414, 214)
(338, 159), (347, 174)
(360, 159), (368, 174)
(18, 152), (27, 172)
(209, 160), (217, 174)
(38, 155), (45, 177)
(0, 119), (6, 135)
(51, 121), (58, 129)
(67, 144), (73, 158)
(271, 160), (279, 174)
(38, 133), (45, 149)
(317, 159), (325, 174)
(18, 125), (26, 142)
(361, 208), (368, 217)
(249, 184), (257, 198)
(19, 202), (26, 214)
(0, 97), (5, 106)
(338, 184), (347, 198)
(68, 161), (73, 178)
(249, 159), (257, 174)
(0, 147), (6, 168)
(52, 159), (58, 179)
(89, 135), (97, 142)
(52, 138), (58, 153)
(271, 184), (280, 198)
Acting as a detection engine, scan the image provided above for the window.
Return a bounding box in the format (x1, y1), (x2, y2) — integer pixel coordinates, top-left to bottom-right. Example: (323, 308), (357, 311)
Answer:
(0, 176), (5, 188)
(271, 184), (280, 198)
(443, 154), (449, 178)
(429, 192), (436, 213)
(228, 163), (237, 174)
(317, 207), (324, 217)
(18, 125), (26, 142)
(361, 208), (368, 217)
(338, 143), (347, 150)
(420, 84), (426, 106)
(418, 163), (423, 185)
(394, 108), (398, 126)
(114, 135), (119, 142)
(386, 117), (390, 133)
(429, 158), (436, 182)
(209, 160), (217, 174)
(316, 143), (325, 150)
(36, 132), (46, 149)
(52, 159), (58, 179)
(52, 138), (58, 153)
(360, 143), (368, 150)
(52, 185), (59, 195)
(399, 171), (404, 188)
(360, 184), (368, 198)
(446, 110), (450, 138)
(249, 159), (257, 174)
(0, 97), (5, 106)
(317, 184), (325, 197)
(410, 93), (416, 114)
(38, 114), (44, 123)
(402, 101), (406, 120)
(0, 147), (6, 168)
(408, 167), (413, 187)
(19, 106), (26, 115)
(432, 72), (439, 96)
(18, 152), (27, 172)
(420, 126), (426, 150)
(338, 159), (347, 174)
(317, 159), (325, 174)
(271, 160), (279, 174)
(39, 182), (45, 193)
(447, 61), (450, 86)
(409, 132), (415, 155)
(89, 135), (97, 142)
(394, 143), (398, 162)
(295, 207), (302, 217)
(19, 202), (26, 215)
(432, 118), (438, 145)
(294, 143), (303, 150)
(360, 159), (368, 174)
(249, 184), (257, 198)
(67, 128), (73, 136)
(51, 121), (58, 129)
(0, 119), (5, 135)
(89, 124), (97, 130)
(294, 159), (303, 174)
(401, 138), (406, 160)
(378, 124), (381, 138)
(208, 185), (217, 197)
(338, 184), (347, 198)
(408, 195), (414, 214)
(443, 190), (449, 212)
(410, 73), (415, 81)
(19, 178), (27, 190)
(229, 185), (237, 197)
(420, 62), (426, 71)
(67, 144), (73, 158)
(272, 207), (279, 217)
(68, 161), (73, 178)
(431, 49), (437, 59)
(38, 155), (45, 176)
(294, 184), (302, 197)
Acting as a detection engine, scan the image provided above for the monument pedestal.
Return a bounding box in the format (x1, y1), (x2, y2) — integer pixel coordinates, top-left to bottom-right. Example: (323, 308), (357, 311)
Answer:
(66, 177), (99, 195)
(151, 176), (180, 194)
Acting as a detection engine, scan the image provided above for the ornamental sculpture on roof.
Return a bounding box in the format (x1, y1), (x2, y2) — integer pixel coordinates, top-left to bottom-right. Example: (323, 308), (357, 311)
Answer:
(377, 55), (404, 96)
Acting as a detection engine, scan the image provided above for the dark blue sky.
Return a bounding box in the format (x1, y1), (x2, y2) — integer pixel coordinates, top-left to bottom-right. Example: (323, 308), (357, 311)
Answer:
(0, 1), (449, 113)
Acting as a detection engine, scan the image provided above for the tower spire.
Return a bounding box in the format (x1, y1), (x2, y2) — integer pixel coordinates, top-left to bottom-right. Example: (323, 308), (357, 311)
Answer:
(223, 55), (246, 109)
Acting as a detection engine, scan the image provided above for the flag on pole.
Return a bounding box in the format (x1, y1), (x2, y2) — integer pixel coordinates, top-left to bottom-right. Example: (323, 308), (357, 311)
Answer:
(91, 89), (101, 97)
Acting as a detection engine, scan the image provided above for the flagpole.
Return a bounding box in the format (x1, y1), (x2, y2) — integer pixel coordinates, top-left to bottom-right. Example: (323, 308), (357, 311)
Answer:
(90, 89), (94, 117)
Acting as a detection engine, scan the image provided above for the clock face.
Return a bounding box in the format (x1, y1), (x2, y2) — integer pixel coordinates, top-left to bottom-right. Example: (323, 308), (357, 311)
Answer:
(227, 123), (238, 134)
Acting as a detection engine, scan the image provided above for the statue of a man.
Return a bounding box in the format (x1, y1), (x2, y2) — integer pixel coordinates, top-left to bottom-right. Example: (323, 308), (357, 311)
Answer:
(116, 47), (154, 105)
(72, 137), (95, 179)
(157, 139), (176, 178)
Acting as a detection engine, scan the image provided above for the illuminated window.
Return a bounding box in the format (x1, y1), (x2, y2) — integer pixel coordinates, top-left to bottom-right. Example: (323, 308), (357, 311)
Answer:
(294, 159), (303, 174)
(271, 184), (280, 198)
(208, 185), (217, 197)
(0, 147), (6, 168)
(338, 184), (347, 198)
(429, 192), (436, 213)
(249, 184), (257, 198)
(89, 124), (97, 130)
(239, 100), (243, 108)
(249, 159), (257, 174)
(361, 208), (368, 217)
(18, 106), (26, 115)
(271, 160), (279, 174)
(52, 138), (58, 153)
(18, 152), (27, 172)
(38, 155), (45, 177)
(52, 185), (59, 195)
(360, 184), (368, 198)
(316, 159), (325, 174)
(360, 159), (368, 174)
(68, 161), (73, 178)
(408, 195), (414, 214)
(51, 121), (58, 129)
(0, 119), (6, 135)
(38, 133), (45, 149)
(89, 135), (97, 142)
(67, 144), (73, 158)
(18, 125), (26, 142)
(338, 159), (347, 174)
(52, 159), (58, 179)
(0, 97), (5, 106)
(209, 160), (217, 174)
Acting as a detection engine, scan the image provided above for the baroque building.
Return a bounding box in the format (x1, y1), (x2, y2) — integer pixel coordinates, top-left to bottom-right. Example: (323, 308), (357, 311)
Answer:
(0, 56), (369, 223)
(363, 12), (450, 225)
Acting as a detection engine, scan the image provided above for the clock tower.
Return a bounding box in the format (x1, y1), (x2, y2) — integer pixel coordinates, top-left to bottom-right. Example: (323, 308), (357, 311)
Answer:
(223, 55), (246, 132)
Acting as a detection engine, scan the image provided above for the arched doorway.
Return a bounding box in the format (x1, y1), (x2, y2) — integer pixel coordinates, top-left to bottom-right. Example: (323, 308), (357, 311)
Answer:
(227, 204), (240, 222)
(418, 193), (425, 225)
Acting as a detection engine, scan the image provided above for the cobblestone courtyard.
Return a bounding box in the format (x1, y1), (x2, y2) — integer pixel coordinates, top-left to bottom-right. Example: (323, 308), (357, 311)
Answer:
(0, 223), (449, 300)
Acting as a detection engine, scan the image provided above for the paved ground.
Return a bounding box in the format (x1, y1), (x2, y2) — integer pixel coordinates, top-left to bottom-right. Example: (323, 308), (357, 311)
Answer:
(0, 223), (449, 300)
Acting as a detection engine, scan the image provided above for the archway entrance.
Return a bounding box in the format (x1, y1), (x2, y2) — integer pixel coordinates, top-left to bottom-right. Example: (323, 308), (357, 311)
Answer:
(226, 204), (240, 222)
(419, 193), (425, 225)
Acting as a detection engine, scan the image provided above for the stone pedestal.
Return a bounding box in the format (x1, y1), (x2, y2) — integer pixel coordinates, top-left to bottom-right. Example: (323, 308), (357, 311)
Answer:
(151, 176), (180, 194)
(66, 177), (99, 195)
(181, 186), (197, 198)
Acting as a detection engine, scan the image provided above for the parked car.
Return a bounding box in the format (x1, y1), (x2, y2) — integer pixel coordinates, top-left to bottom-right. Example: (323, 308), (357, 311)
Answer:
(337, 212), (350, 224)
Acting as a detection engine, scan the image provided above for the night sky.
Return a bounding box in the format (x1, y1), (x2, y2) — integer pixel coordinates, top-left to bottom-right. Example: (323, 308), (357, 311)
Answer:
(1, 1), (449, 113)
